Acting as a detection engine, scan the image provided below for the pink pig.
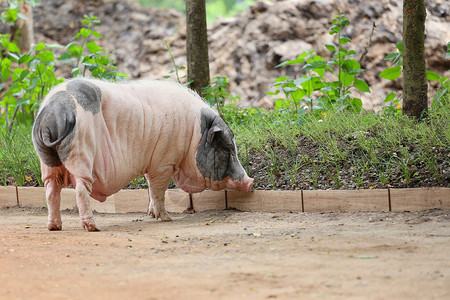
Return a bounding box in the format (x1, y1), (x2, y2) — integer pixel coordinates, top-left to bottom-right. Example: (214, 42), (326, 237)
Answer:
(32, 79), (253, 231)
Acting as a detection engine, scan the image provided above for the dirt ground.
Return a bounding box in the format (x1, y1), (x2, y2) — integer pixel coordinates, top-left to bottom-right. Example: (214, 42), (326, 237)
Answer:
(0, 207), (449, 300)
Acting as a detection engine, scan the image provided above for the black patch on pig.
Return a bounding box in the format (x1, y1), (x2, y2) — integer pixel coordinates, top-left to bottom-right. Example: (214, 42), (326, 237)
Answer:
(66, 79), (102, 114)
(196, 108), (245, 182)
(32, 91), (77, 167)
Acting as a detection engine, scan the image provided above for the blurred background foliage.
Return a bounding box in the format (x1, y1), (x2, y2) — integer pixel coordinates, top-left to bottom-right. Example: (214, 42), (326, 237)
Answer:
(135, 0), (256, 23)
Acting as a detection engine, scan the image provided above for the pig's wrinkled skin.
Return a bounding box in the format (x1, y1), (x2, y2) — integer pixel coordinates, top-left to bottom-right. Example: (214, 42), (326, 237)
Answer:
(32, 79), (253, 231)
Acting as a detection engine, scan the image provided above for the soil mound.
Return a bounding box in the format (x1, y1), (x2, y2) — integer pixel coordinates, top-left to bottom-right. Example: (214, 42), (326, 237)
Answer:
(21, 0), (450, 108)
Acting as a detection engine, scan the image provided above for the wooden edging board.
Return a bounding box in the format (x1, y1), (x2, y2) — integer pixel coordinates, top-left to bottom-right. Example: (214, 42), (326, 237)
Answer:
(0, 187), (449, 213)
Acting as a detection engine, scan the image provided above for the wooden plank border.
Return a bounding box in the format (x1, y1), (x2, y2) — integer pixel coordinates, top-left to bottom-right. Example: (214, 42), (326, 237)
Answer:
(227, 190), (302, 212)
(303, 189), (389, 212)
(390, 188), (450, 211)
(0, 186), (19, 207)
(0, 187), (449, 213)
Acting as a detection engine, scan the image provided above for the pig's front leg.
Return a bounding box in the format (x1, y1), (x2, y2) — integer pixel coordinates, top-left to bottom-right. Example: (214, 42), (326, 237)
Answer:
(145, 169), (172, 221)
(45, 179), (63, 231)
(74, 178), (100, 231)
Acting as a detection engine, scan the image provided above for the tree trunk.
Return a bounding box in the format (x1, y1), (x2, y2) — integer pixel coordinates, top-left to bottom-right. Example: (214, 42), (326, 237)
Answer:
(10, 1), (34, 53)
(186, 0), (210, 96)
(402, 0), (428, 118)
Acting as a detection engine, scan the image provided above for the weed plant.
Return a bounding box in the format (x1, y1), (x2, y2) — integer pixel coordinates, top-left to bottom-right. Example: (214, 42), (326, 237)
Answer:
(0, 9), (448, 190)
(0, 125), (40, 186)
(226, 101), (449, 189)
(1, 90), (448, 189)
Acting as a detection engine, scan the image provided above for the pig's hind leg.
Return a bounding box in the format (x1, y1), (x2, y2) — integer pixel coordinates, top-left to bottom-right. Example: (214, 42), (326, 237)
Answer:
(45, 179), (63, 231)
(145, 169), (172, 221)
(74, 178), (100, 231)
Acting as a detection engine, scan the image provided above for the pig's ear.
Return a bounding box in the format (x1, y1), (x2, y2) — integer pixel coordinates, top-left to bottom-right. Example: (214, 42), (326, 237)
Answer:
(207, 125), (222, 144)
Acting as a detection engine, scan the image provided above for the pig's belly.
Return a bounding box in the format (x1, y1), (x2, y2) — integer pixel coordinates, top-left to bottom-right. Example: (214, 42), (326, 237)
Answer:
(90, 177), (133, 202)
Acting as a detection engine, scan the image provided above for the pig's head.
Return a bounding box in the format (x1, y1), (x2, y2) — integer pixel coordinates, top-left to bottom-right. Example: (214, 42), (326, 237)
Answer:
(195, 108), (254, 192)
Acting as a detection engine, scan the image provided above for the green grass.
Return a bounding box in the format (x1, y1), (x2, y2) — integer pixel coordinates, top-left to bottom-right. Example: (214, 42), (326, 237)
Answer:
(227, 102), (450, 189)
(0, 102), (449, 189)
(0, 125), (41, 186)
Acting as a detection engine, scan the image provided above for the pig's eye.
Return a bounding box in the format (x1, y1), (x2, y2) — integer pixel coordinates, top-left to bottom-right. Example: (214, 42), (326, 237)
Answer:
(222, 146), (232, 155)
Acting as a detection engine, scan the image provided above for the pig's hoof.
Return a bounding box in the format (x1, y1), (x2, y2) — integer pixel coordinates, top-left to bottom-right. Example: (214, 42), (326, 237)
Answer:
(160, 211), (173, 222)
(148, 208), (172, 221)
(48, 223), (62, 231)
(148, 210), (156, 218)
(83, 224), (100, 232)
(81, 220), (100, 232)
(183, 207), (196, 214)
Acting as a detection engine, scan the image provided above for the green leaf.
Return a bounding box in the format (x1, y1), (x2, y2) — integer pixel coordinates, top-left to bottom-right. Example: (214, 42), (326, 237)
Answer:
(341, 59), (361, 73)
(276, 59), (299, 68)
(303, 61), (327, 71)
(91, 30), (103, 39)
(65, 41), (77, 50)
(8, 52), (20, 62)
(18, 69), (30, 82)
(384, 53), (398, 60)
(71, 67), (80, 75)
(306, 56), (327, 76)
(37, 50), (55, 64)
(58, 51), (74, 63)
(338, 47), (348, 55)
(19, 53), (30, 64)
(333, 52), (347, 60)
(349, 68), (364, 75)
(6, 41), (20, 53)
(339, 72), (354, 87)
(379, 66), (402, 80)
(28, 59), (40, 68)
(339, 37), (351, 45)
(35, 42), (46, 52)
(282, 86), (298, 93)
(5, 8), (18, 23)
(354, 79), (370, 93)
(446, 42), (450, 59)
(384, 92), (396, 102)
(426, 70), (440, 81)
(327, 60), (338, 66)
(80, 28), (91, 38)
(396, 41), (403, 54)
(1, 59), (11, 81)
(276, 51), (314, 68)
(272, 76), (290, 85)
(351, 98), (363, 113)
(293, 77), (312, 85)
(86, 41), (100, 53)
(392, 55), (402, 66)
(276, 55), (307, 68)
(325, 44), (335, 52)
(291, 88), (305, 100)
(329, 25), (341, 34)
(265, 90), (280, 96)
(46, 44), (64, 49)
(320, 85), (333, 92)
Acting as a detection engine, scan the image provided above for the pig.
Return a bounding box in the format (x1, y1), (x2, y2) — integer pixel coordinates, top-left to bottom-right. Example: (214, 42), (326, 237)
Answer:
(32, 78), (253, 231)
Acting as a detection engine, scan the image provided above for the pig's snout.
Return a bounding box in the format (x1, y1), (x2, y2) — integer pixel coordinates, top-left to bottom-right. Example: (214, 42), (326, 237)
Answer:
(233, 175), (254, 192)
(215, 175), (254, 192)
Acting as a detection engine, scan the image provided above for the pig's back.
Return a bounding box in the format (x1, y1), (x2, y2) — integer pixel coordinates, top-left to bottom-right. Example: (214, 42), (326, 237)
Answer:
(85, 79), (208, 195)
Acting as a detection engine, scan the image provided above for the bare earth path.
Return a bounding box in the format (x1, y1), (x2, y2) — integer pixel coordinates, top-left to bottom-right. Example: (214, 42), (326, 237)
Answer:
(1, 207), (449, 299)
